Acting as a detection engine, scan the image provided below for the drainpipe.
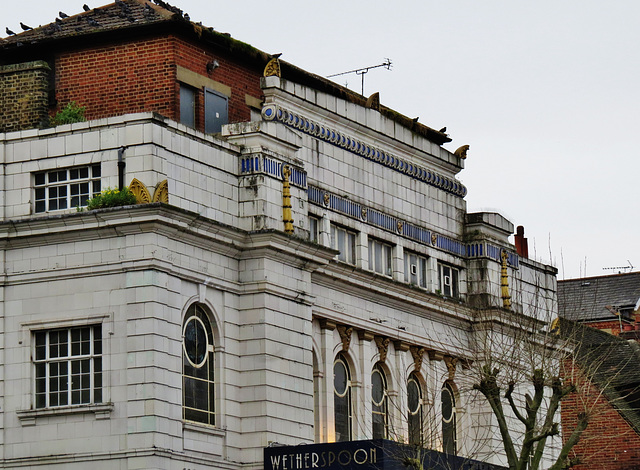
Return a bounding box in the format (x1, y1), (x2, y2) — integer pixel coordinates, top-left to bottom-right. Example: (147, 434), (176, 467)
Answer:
(117, 147), (126, 190)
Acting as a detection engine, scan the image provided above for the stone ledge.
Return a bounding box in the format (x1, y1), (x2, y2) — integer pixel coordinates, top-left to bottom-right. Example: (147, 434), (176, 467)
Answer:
(16, 402), (114, 425)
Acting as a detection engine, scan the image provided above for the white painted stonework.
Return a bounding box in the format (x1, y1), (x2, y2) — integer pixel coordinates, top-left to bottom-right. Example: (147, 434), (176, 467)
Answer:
(0, 77), (558, 469)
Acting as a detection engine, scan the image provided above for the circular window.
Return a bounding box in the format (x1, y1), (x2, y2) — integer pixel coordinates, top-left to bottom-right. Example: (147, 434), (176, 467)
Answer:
(334, 359), (349, 397)
(183, 316), (208, 368)
(408, 377), (421, 415)
(372, 368), (386, 406)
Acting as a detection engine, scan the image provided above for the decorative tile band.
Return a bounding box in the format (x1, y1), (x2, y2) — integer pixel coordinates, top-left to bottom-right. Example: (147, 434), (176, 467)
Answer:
(262, 104), (467, 198)
(309, 184), (518, 267)
(240, 155), (307, 189)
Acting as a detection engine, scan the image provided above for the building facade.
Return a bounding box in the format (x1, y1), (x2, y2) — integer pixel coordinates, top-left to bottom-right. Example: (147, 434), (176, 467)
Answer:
(0, 1), (558, 468)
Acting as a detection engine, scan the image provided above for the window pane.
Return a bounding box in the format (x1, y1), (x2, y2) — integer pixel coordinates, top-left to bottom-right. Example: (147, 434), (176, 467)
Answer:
(180, 85), (196, 128)
(204, 89), (228, 134)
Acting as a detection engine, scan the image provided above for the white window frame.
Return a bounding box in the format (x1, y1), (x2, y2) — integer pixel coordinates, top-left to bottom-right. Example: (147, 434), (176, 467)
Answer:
(404, 251), (428, 288)
(309, 215), (320, 243)
(331, 224), (356, 265)
(34, 164), (101, 213)
(368, 238), (393, 277)
(438, 262), (460, 298)
(33, 325), (103, 409)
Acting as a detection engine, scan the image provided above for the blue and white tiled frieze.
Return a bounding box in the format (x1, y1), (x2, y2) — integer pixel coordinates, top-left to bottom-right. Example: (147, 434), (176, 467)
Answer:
(240, 154), (307, 189)
(261, 104), (468, 198)
(309, 185), (518, 268)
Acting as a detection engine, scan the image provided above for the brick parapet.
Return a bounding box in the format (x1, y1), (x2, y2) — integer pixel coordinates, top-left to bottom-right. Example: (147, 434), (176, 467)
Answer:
(0, 60), (50, 133)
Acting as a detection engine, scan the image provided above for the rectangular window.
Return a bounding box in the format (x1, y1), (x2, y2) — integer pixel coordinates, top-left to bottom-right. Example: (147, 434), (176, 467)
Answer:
(34, 325), (102, 408)
(330, 224), (356, 265)
(309, 215), (320, 243)
(438, 263), (460, 298)
(204, 88), (229, 134)
(404, 251), (428, 288)
(368, 238), (393, 277)
(180, 84), (196, 128)
(34, 165), (101, 213)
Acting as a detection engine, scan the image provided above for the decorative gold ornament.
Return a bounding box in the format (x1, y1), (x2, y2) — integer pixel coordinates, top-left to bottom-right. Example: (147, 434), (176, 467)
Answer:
(152, 179), (169, 203)
(337, 325), (353, 352)
(366, 92), (380, 110)
(501, 250), (512, 309)
(410, 346), (426, 371)
(444, 355), (458, 380)
(323, 192), (330, 207)
(282, 165), (294, 234)
(397, 221), (403, 233)
(129, 178), (151, 204)
(454, 144), (469, 160)
(431, 233), (438, 246)
(263, 57), (281, 78)
(374, 336), (390, 363)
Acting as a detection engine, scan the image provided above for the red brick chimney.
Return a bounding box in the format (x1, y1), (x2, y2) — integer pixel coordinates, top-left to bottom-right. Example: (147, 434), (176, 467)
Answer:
(514, 225), (529, 258)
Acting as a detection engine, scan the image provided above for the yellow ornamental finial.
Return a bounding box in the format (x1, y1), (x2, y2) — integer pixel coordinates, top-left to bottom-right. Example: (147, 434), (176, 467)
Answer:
(263, 57), (281, 78)
(501, 250), (512, 309)
(282, 165), (294, 234)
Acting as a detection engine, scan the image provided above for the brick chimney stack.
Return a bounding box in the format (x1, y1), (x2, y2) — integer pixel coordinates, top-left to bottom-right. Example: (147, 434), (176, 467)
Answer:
(514, 225), (529, 258)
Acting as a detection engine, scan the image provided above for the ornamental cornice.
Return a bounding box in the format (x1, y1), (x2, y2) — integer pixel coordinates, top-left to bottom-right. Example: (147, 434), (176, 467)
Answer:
(261, 104), (467, 198)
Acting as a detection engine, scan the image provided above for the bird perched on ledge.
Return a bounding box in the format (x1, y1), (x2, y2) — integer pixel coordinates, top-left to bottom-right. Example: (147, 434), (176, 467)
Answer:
(20, 22), (32, 31)
(5, 27), (15, 36)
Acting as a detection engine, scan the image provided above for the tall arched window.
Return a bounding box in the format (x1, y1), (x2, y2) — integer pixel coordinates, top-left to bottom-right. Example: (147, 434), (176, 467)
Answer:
(407, 372), (423, 446)
(441, 382), (457, 454)
(372, 363), (388, 439)
(183, 303), (215, 425)
(333, 353), (352, 442)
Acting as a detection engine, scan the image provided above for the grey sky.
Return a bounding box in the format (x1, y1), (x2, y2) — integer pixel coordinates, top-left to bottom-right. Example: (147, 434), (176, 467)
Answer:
(5, 0), (639, 279)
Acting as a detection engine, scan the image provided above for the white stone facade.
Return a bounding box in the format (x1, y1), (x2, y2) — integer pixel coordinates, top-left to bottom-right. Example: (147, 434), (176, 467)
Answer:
(0, 75), (557, 469)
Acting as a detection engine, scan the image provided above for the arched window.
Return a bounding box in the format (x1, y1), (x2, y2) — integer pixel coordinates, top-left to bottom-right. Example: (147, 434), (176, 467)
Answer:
(441, 382), (457, 454)
(407, 372), (423, 446)
(372, 363), (388, 439)
(333, 353), (352, 442)
(183, 303), (215, 425)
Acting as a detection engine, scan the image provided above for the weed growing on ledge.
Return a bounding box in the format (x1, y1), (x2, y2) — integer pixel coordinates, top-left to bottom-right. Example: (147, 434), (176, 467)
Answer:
(50, 102), (86, 126)
(81, 187), (138, 211)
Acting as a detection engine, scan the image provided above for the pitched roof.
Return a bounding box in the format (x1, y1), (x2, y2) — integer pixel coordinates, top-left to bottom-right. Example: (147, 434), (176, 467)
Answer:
(0, 0), (452, 146)
(558, 271), (640, 322)
(1, 0), (176, 47)
(559, 318), (640, 435)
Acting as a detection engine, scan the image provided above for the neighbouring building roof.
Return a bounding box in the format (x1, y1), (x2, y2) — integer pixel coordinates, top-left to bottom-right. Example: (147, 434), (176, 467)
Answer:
(0, 0), (451, 145)
(559, 317), (640, 435)
(558, 271), (640, 322)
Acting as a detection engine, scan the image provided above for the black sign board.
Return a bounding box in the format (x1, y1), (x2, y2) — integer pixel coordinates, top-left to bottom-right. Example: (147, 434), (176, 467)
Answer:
(264, 439), (507, 470)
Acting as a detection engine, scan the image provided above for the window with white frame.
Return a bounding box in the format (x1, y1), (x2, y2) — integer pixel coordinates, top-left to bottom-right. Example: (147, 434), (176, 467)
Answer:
(368, 238), (393, 277)
(404, 251), (428, 288)
(183, 303), (216, 426)
(333, 353), (352, 442)
(371, 362), (389, 439)
(309, 215), (320, 243)
(34, 165), (101, 213)
(441, 382), (457, 455)
(408, 372), (424, 446)
(330, 224), (356, 265)
(438, 262), (460, 298)
(34, 325), (102, 408)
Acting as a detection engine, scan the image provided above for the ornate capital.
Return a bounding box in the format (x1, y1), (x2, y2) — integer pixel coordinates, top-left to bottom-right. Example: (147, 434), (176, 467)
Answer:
(374, 336), (390, 363)
(337, 325), (353, 352)
(410, 346), (426, 371)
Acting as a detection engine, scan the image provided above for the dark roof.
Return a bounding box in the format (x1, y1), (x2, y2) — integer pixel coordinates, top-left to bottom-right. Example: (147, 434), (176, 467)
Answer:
(0, 0), (452, 146)
(559, 318), (640, 435)
(558, 271), (640, 322)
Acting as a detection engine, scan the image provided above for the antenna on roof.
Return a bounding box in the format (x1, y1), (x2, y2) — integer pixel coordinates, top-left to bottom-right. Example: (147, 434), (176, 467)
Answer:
(327, 58), (392, 96)
(602, 260), (634, 274)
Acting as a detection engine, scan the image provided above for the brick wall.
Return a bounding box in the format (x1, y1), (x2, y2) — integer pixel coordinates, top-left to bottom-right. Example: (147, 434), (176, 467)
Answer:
(562, 363), (640, 469)
(54, 34), (264, 131)
(0, 61), (50, 133)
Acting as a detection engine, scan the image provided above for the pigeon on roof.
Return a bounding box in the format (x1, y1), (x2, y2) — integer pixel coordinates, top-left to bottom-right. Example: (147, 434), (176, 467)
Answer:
(86, 17), (102, 27)
(59, 11), (69, 19)
(5, 27), (15, 36)
(20, 22), (33, 31)
(83, 4), (91, 12)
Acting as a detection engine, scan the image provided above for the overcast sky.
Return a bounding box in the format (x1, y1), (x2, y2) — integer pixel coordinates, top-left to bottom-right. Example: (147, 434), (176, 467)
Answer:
(5, 0), (639, 280)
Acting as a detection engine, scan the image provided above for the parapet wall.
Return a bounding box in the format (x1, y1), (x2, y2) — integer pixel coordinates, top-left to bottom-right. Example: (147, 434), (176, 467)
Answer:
(0, 61), (50, 133)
